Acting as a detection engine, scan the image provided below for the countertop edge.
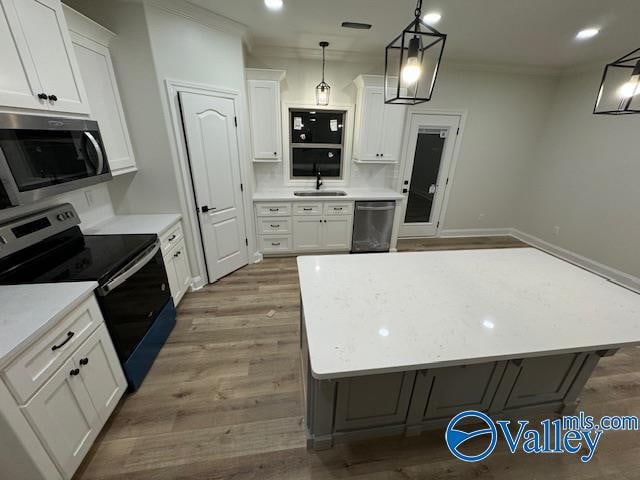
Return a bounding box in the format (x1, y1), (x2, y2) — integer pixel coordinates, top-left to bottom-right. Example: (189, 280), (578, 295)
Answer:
(308, 341), (639, 380)
(0, 282), (98, 369)
(253, 190), (404, 202)
(84, 214), (182, 236)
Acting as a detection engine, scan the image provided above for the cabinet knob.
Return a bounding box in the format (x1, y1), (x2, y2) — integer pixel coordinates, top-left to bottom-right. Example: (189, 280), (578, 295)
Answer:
(79, 358), (89, 366)
(375, 153), (380, 157)
(273, 152), (277, 155)
(70, 368), (80, 376)
(37, 93), (47, 100)
(48, 94), (58, 102)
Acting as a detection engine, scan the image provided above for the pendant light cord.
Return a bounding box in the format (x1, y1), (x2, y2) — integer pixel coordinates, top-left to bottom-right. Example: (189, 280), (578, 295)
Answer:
(322, 44), (326, 82)
(414, 0), (422, 17)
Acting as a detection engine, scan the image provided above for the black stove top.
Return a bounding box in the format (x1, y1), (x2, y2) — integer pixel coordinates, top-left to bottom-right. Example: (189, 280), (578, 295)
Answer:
(0, 226), (157, 285)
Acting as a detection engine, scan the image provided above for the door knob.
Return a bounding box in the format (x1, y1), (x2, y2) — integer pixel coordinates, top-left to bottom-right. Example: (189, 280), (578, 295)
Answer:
(201, 205), (214, 213)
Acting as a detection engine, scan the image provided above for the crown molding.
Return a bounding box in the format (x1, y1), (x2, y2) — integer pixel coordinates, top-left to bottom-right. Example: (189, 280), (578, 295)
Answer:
(143, 0), (248, 39)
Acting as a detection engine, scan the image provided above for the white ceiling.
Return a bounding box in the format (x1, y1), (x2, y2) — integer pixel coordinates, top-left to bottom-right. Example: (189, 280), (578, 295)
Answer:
(189, 0), (640, 69)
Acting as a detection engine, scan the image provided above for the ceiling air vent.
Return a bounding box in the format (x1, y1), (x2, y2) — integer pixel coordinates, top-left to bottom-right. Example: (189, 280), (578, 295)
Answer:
(341, 21), (372, 30)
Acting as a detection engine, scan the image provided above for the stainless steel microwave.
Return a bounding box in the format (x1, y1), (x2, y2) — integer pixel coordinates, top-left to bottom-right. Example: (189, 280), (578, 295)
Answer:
(0, 113), (111, 209)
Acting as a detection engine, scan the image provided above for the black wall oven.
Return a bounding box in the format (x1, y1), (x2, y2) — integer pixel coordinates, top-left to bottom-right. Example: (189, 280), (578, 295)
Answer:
(0, 113), (111, 209)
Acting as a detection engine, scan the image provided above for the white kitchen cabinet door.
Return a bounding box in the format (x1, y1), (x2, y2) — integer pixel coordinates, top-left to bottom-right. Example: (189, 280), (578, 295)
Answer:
(171, 239), (191, 303)
(11, 0), (89, 114)
(72, 325), (126, 424)
(323, 216), (353, 251)
(247, 79), (281, 161)
(293, 216), (323, 251)
(355, 87), (385, 161)
(380, 102), (407, 161)
(164, 254), (180, 302)
(23, 358), (99, 479)
(71, 32), (137, 175)
(0, 0), (46, 110)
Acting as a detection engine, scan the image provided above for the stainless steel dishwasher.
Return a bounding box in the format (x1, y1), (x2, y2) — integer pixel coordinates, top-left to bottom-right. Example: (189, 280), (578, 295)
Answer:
(351, 201), (396, 253)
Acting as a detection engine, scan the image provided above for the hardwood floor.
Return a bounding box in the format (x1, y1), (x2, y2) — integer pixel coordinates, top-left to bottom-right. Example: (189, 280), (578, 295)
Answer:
(75, 237), (640, 479)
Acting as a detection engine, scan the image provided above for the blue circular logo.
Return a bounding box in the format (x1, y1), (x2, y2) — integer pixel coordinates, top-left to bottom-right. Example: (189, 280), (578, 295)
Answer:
(445, 410), (497, 462)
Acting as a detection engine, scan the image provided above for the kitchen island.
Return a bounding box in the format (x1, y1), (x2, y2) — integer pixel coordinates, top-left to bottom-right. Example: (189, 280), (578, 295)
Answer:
(297, 248), (640, 449)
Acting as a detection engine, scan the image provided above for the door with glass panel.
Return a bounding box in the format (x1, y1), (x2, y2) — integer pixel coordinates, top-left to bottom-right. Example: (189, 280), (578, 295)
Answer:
(399, 114), (460, 237)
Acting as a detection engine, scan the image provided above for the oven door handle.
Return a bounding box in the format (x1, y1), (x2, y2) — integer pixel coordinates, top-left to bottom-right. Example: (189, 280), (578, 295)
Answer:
(84, 131), (105, 174)
(97, 240), (160, 296)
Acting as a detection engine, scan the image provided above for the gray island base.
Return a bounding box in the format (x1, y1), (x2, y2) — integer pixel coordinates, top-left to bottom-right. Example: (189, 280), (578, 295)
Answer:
(302, 314), (616, 450)
(296, 249), (640, 450)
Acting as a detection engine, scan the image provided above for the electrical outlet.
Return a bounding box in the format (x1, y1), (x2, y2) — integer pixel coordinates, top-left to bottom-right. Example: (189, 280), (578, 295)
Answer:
(85, 190), (95, 208)
(553, 226), (560, 236)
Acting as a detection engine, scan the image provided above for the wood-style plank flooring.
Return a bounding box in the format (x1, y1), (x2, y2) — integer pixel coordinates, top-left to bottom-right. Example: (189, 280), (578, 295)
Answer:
(75, 236), (640, 479)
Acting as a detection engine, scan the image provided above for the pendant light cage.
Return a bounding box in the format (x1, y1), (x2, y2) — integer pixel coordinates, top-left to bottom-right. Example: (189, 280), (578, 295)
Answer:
(594, 47), (640, 115)
(384, 0), (446, 105)
(316, 41), (331, 106)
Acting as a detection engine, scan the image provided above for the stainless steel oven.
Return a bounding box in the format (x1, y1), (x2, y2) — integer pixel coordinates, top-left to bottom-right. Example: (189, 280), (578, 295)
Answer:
(0, 113), (111, 209)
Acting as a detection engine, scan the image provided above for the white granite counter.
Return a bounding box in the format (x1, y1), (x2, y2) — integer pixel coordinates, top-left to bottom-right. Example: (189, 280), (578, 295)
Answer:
(83, 214), (182, 236)
(297, 248), (640, 379)
(0, 282), (98, 368)
(253, 187), (403, 202)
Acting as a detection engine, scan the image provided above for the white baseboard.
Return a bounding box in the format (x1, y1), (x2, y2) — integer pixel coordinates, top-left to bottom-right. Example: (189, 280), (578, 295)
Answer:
(437, 228), (513, 238)
(510, 229), (640, 293)
(253, 251), (263, 263)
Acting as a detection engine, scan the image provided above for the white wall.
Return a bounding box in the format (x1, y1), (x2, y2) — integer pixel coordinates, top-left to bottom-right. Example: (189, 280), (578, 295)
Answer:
(517, 67), (640, 278)
(246, 54), (557, 230)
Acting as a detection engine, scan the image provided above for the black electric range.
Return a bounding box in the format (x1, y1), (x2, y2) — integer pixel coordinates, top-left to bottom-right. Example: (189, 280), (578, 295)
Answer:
(0, 204), (176, 391)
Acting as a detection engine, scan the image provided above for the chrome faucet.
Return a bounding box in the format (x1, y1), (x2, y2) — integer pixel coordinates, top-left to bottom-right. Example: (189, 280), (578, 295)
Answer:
(316, 170), (323, 190)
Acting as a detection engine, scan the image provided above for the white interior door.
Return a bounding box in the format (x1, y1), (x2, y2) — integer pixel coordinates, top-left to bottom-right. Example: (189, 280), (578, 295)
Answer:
(399, 114), (460, 238)
(179, 91), (248, 282)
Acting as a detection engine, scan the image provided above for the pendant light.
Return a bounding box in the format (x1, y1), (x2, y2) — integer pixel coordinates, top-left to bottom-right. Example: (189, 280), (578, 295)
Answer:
(384, 0), (446, 105)
(316, 41), (331, 106)
(594, 48), (640, 115)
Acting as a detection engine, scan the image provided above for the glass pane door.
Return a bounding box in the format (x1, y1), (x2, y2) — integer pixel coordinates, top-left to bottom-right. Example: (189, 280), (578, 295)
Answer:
(404, 128), (446, 224)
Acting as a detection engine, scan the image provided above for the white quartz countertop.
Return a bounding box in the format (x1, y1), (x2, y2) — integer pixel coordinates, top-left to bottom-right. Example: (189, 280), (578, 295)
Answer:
(253, 187), (403, 202)
(84, 214), (182, 236)
(0, 282), (98, 368)
(297, 248), (640, 379)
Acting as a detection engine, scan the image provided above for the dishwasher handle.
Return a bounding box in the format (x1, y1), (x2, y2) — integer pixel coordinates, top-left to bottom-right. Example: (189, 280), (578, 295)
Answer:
(356, 205), (395, 212)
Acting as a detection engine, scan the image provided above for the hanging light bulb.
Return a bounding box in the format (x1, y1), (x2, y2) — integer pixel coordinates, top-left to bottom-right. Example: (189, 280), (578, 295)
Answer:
(594, 49), (640, 115)
(401, 36), (422, 85)
(618, 66), (640, 99)
(315, 41), (331, 106)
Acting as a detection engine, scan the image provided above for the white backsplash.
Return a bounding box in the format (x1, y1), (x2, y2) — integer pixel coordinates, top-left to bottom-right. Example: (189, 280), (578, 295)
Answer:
(253, 160), (399, 191)
(0, 183), (114, 229)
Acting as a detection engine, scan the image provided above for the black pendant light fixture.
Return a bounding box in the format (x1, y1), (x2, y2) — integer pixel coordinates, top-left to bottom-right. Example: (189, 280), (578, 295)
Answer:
(316, 41), (331, 106)
(594, 48), (640, 115)
(384, 0), (446, 105)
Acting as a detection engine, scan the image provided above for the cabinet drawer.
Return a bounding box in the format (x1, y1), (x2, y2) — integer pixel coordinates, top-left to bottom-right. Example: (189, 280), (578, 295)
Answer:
(256, 203), (291, 217)
(293, 203), (323, 216)
(324, 202), (353, 216)
(160, 222), (183, 256)
(259, 235), (292, 253)
(258, 217), (291, 235)
(3, 296), (103, 404)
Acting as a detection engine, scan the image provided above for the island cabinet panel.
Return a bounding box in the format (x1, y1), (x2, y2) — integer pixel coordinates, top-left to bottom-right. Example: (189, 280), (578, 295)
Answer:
(491, 353), (588, 412)
(407, 362), (507, 427)
(333, 371), (416, 432)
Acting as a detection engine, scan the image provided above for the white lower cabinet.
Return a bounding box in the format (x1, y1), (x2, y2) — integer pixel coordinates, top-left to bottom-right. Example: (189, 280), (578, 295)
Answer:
(256, 201), (354, 255)
(1, 297), (126, 480)
(292, 216), (323, 251)
(164, 238), (191, 305)
(324, 216), (353, 250)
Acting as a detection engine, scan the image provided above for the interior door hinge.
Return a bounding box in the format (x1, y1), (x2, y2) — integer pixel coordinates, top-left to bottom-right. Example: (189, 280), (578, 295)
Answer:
(234, 116), (238, 127)
(456, 127), (460, 135)
(240, 183), (244, 192)
(437, 221), (440, 228)
(245, 238), (248, 246)
(445, 177), (449, 186)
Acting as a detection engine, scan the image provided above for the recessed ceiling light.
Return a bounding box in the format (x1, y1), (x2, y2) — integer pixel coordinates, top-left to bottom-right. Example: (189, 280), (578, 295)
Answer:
(264, 0), (283, 11)
(576, 28), (599, 40)
(422, 12), (442, 25)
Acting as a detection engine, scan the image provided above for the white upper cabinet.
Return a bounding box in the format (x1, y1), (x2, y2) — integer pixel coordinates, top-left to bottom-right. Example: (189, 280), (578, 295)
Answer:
(353, 75), (407, 163)
(246, 69), (285, 162)
(0, 0), (89, 114)
(64, 5), (137, 176)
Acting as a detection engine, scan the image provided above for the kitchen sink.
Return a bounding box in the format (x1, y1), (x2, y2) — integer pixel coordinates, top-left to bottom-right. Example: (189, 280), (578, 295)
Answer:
(294, 190), (347, 197)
